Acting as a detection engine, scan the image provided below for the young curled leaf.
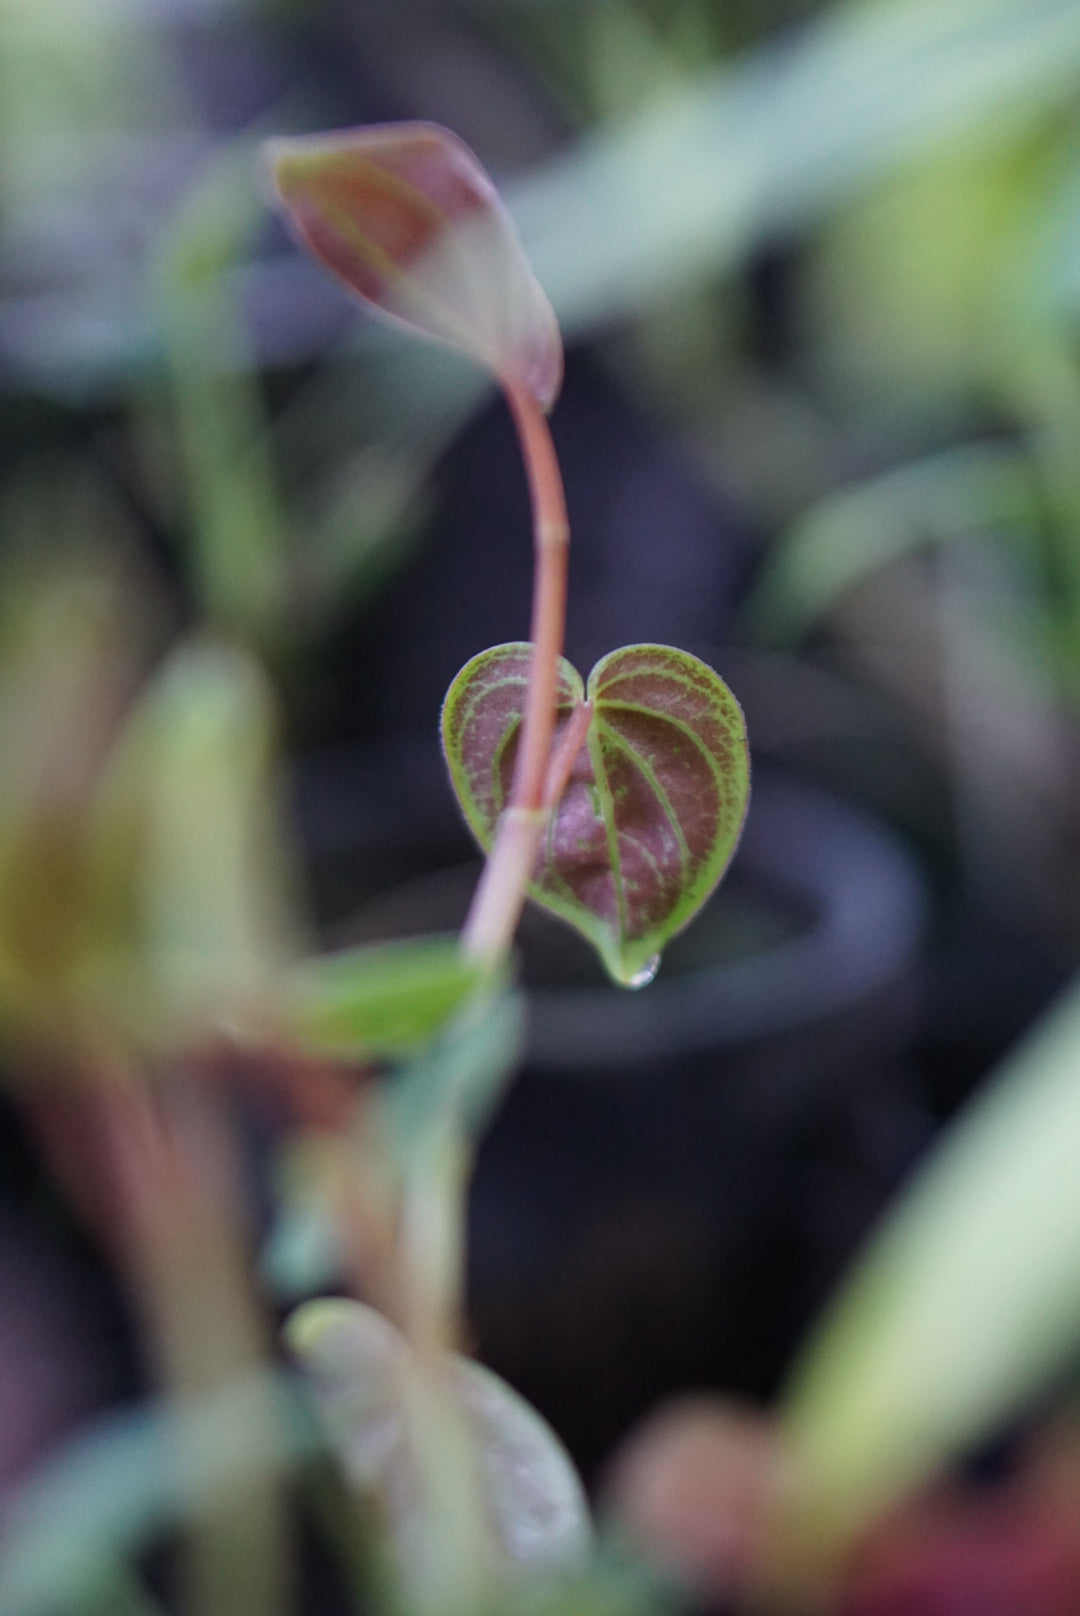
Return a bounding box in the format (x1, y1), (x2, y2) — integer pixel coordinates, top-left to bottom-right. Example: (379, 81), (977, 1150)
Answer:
(265, 122), (563, 411)
(441, 643), (750, 987)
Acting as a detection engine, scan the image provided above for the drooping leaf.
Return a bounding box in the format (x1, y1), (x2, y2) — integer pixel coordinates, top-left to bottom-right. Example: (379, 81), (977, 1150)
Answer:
(266, 122), (563, 411)
(287, 1297), (591, 1607)
(441, 643), (749, 987)
(284, 935), (486, 1062)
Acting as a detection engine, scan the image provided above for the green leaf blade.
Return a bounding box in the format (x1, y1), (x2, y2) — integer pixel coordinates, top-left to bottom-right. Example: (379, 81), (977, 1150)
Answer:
(441, 642), (749, 986)
(284, 935), (485, 1061)
(440, 643), (583, 847)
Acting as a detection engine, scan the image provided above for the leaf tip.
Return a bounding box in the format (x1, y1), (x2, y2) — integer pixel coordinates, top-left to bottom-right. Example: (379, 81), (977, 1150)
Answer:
(284, 1296), (350, 1358)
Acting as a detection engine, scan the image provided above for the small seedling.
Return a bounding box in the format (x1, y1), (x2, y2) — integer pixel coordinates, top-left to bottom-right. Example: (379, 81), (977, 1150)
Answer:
(268, 122), (750, 986)
(0, 122), (753, 1616)
(258, 120), (750, 1616)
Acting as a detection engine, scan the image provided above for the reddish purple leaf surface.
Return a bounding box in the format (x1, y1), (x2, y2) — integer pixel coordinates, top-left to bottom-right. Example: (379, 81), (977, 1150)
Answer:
(442, 643), (750, 985)
(266, 122), (563, 410)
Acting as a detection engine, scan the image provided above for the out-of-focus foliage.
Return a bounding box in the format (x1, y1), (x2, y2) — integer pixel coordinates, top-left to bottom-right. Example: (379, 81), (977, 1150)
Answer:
(779, 977), (1080, 1571)
(284, 936), (487, 1062)
(287, 1297), (591, 1613)
(0, 1372), (315, 1616)
(6, 0), (1080, 1611)
(0, 539), (301, 1059)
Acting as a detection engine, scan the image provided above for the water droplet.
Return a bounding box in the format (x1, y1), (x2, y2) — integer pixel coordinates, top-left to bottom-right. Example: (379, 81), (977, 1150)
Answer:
(626, 954), (660, 990)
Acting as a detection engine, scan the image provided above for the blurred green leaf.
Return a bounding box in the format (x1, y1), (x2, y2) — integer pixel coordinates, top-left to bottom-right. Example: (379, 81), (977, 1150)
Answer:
(287, 1297), (591, 1613)
(264, 984), (524, 1304)
(511, 0), (1080, 335)
(0, 543), (302, 1062)
(84, 638), (299, 1049)
(384, 981), (525, 1147)
(779, 972), (1080, 1563)
(0, 1373), (316, 1616)
(745, 441), (1044, 643)
(285, 935), (486, 1061)
(0, 543), (146, 1055)
(799, 137), (1048, 412)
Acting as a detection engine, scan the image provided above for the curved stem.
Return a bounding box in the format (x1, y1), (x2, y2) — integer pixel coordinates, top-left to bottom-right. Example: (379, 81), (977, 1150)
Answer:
(96, 1072), (289, 1616)
(460, 382), (570, 966)
(504, 382), (570, 812)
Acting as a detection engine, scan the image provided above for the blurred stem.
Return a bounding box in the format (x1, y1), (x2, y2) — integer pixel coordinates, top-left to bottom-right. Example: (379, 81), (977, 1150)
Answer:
(395, 1353), (499, 1616)
(460, 383), (570, 966)
(399, 1124), (470, 1359)
(395, 1115), (500, 1612)
(97, 1073), (290, 1616)
(156, 149), (287, 643)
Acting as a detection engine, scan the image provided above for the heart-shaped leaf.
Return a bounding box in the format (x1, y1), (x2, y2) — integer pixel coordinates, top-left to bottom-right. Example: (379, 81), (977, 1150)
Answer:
(265, 122), (562, 411)
(441, 643), (749, 986)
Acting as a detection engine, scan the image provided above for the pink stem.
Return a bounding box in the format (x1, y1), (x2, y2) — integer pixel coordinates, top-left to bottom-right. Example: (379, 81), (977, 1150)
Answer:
(504, 382), (570, 812)
(543, 700), (592, 810)
(460, 381), (570, 966)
